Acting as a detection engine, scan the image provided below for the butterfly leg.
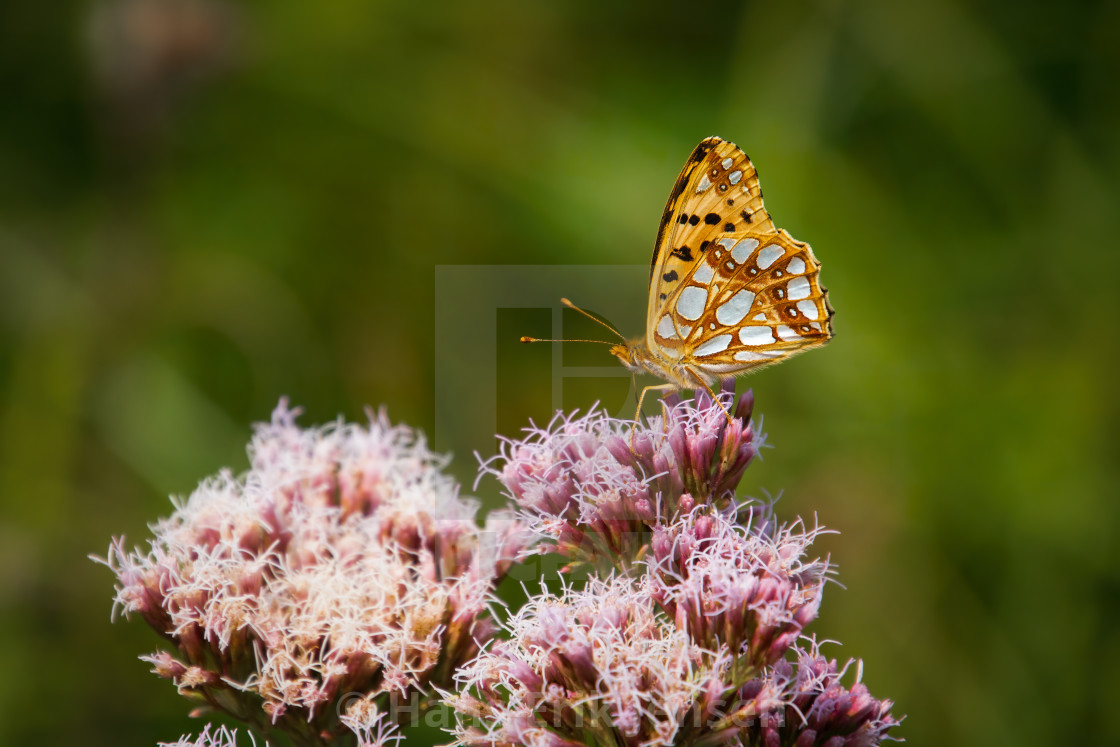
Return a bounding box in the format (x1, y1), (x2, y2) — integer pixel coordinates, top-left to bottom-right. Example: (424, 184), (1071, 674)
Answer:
(630, 383), (677, 453)
(689, 373), (736, 427)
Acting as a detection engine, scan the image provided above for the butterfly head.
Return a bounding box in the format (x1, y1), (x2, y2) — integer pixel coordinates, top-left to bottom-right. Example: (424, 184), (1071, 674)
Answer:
(609, 343), (635, 368)
(609, 340), (684, 383)
(608, 342), (646, 373)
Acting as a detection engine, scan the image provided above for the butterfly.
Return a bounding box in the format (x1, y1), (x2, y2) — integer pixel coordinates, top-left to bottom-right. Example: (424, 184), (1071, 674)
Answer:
(525, 137), (834, 418)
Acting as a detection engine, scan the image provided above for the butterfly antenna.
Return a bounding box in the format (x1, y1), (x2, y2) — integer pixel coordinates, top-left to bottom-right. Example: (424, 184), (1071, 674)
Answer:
(559, 298), (626, 341)
(520, 336), (616, 345)
(519, 298), (627, 345)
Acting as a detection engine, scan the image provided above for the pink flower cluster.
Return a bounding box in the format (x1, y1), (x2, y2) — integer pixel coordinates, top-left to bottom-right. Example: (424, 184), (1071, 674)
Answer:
(446, 574), (783, 747)
(99, 401), (529, 746)
(447, 574), (899, 747)
(458, 384), (901, 746)
(739, 639), (901, 747)
(647, 508), (830, 676)
(483, 383), (761, 572)
(101, 384), (900, 746)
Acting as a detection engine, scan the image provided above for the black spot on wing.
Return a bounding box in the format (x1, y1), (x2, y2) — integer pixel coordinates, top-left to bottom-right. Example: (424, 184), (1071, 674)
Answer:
(651, 139), (718, 283)
(662, 270), (678, 282)
(704, 213), (721, 225)
(670, 246), (693, 261)
(723, 223), (735, 232)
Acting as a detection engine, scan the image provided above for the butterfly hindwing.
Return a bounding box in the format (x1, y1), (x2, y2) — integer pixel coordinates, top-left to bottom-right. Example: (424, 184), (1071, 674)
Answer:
(681, 229), (833, 372)
(648, 176), (833, 377)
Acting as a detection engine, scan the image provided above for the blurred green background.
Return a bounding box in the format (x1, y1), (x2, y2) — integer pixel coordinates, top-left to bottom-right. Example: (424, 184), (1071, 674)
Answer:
(2, 0), (1118, 744)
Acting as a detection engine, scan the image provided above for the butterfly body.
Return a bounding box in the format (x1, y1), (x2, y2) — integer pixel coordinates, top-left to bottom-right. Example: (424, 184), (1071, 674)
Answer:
(621, 137), (833, 396)
(609, 341), (702, 389)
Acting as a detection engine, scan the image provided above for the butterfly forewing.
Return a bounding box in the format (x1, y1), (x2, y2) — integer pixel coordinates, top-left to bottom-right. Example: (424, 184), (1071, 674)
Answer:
(646, 138), (774, 336)
(646, 138), (833, 379)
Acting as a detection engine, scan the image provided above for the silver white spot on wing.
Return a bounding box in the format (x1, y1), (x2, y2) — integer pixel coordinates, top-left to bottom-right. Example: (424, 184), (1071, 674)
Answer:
(697, 175), (712, 192)
(728, 170), (743, 185)
(701, 362), (747, 375)
(676, 286), (708, 320)
(786, 257), (806, 275)
(734, 350), (783, 362)
(752, 313), (767, 321)
(716, 237), (736, 251)
(776, 325), (799, 341)
(721, 157), (733, 169)
(756, 245), (783, 269)
(739, 326), (776, 346)
(691, 261), (715, 285)
(715, 289), (756, 326)
(657, 314), (678, 339)
(796, 299), (820, 320)
(693, 334), (732, 357)
(731, 238), (759, 263)
(787, 276), (811, 300)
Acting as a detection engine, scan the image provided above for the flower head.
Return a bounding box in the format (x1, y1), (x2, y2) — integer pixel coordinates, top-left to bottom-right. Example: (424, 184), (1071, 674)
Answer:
(98, 401), (529, 742)
(484, 382), (762, 571)
(646, 507), (831, 676)
(458, 386), (903, 747)
(444, 574), (901, 747)
(739, 639), (902, 746)
(445, 574), (769, 747)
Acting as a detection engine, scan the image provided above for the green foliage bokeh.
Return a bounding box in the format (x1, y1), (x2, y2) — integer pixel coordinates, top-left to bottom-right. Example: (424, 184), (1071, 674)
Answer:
(1, 0), (1118, 745)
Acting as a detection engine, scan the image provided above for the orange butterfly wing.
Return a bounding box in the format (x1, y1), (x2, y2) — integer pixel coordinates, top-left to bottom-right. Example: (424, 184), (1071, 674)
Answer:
(646, 138), (833, 379)
(646, 137), (773, 337)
